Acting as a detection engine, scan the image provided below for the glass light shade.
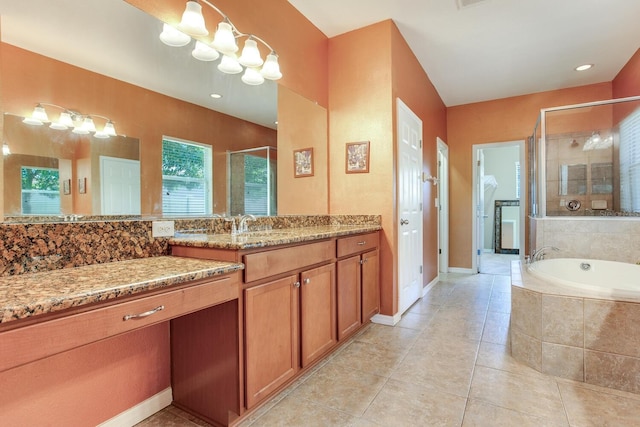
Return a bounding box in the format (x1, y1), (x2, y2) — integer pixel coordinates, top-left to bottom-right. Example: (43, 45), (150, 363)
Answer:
(260, 53), (282, 80)
(72, 125), (89, 135)
(241, 67), (265, 85)
(159, 23), (191, 47)
(211, 21), (238, 55)
(50, 112), (74, 130)
(178, 1), (208, 37)
(218, 54), (243, 74)
(93, 131), (109, 139)
(238, 39), (263, 67)
(192, 40), (220, 61)
(103, 121), (117, 136)
(23, 104), (49, 125)
(2, 144), (10, 156)
(82, 117), (96, 133)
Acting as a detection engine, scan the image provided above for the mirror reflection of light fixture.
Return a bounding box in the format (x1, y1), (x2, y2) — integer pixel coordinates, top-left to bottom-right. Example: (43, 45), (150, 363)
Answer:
(2, 143), (10, 156)
(583, 131), (613, 151)
(22, 103), (117, 137)
(159, 0), (282, 85)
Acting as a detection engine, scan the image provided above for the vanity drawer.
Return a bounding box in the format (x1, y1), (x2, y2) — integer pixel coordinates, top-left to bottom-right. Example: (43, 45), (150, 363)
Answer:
(243, 240), (335, 283)
(0, 272), (240, 373)
(337, 232), (379, 258)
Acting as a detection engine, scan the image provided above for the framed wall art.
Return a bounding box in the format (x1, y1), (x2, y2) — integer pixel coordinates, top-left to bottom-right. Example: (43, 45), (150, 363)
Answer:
(294, 147), (314, 177)
(346, 141), (370, 173)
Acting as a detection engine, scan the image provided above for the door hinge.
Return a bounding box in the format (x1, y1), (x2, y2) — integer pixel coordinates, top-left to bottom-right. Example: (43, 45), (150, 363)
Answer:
(477, 160), (481, 166)
(419, 265), (423, 274)
(420, 202), (423, 211)
(420, 140), (423, 148)
(439, 249), (442, 254)
(477, 249), (481, 255)
(438, 160), (442, 167)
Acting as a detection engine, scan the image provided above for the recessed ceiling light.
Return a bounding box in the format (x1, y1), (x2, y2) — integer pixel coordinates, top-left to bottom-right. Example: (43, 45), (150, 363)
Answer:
(210, 93), (222, 99)
(575, 64), (594, 71)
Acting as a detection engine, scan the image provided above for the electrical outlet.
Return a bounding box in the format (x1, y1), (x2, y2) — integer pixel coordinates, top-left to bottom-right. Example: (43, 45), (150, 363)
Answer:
(152, 220), (174, 238)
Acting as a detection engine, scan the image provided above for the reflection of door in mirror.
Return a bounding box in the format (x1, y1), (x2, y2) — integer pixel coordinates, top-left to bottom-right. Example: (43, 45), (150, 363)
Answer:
(228, 147), (277, 216)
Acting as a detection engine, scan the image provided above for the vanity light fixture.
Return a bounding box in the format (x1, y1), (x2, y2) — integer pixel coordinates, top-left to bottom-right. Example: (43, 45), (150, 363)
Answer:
(159, 0), (282, 85)
(575, 64), (593, 71)
(22, 103), (117, 137)
(583, 131), (612, 151)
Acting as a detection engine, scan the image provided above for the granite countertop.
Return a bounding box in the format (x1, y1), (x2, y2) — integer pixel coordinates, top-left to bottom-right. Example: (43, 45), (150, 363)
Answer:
(169, 224), (382, 250)
(0, 256), (243, 325)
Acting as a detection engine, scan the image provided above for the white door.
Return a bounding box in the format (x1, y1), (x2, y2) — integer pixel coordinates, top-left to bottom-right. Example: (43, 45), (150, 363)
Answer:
(397, 99), (423, 315)
(100, 156), (141, 215)
(475, 150), (485, 273)
(437, 138), (449, 274)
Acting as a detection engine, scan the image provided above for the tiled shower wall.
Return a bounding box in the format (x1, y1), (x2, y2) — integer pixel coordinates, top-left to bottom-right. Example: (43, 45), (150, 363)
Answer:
(531, 217), (640, 263)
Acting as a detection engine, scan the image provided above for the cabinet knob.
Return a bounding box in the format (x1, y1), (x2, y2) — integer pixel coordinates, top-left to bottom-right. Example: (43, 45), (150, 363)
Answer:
(293, 281), (301, 288)
(303, 278), (311, 285)
(357, 241), (366, 246)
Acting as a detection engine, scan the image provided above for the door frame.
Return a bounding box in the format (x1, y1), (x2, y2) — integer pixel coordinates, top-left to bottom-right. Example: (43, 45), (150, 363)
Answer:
(437, 138), (449, 275)
(471, 140), (525, 274)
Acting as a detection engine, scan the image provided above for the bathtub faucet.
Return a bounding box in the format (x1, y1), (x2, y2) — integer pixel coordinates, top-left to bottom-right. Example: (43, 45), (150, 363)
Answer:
(530, 246), (560, 263)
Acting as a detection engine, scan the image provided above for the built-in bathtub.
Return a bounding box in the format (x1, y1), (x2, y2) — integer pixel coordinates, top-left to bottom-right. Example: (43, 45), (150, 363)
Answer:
(510, 259), (640, 394)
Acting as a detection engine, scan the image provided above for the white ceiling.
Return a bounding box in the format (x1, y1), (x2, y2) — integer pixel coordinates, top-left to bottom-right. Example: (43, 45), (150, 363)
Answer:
(0, 0), (278, 129)
(288, 0), (640, 106)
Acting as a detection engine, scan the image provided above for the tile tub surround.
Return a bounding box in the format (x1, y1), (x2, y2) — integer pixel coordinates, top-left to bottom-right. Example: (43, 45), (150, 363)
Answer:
(0, 256), (243, 324)
(511, 260), (640, 394)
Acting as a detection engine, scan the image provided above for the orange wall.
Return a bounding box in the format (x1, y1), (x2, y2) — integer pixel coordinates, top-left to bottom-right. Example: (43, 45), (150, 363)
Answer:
(277, 85), (329, 214)
(329, 20), (447, 316)
(613, 48), (640, 123)
(0, 324), (169, 426)
(1, 43), (276, 216)
(391, 23), (448, 287)
(446, 82), (612, 269)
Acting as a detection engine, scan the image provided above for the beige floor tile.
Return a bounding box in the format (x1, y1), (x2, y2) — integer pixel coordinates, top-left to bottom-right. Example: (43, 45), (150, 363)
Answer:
(481, 312), (511, 345)
(559, 382), (640, 427)
(248, 394), (357, 426)
(462, 399), (567, 427)
(475, 341), (547, 379)
(424, 316), (485, 341)
(491, 275), (512, 292)
(354, 323), (420, 351)
(431, 303), (488, 323)
(406, 298), (441, 316)
(362, 378), (467, 426)
(488, 291), (511, 313)
(328, 339), (407, 377)
(469, 366), (568, 424)
(292, 363), (387, 416)
(136, 407), (208, 427)
(396, 311), (435, 331)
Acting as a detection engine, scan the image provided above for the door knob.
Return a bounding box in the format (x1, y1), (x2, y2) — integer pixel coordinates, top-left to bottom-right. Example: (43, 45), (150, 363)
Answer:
(400, 219), (409, 225)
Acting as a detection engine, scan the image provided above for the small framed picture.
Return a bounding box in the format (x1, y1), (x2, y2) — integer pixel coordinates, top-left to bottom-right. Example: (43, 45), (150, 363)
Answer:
(78, 177), (86, 194)
(63, 179), (71, 195)
(346, 141), (370, 173)
(294, 147), (314, 177)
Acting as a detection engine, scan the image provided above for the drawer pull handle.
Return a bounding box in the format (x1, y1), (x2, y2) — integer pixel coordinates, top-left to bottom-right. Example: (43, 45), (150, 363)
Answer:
(357, 241), (367, 246)
(123, 305), (165, 321)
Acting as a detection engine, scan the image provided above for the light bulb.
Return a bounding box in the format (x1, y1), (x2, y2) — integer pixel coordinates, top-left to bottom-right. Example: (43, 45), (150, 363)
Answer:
(192, 40), (220, 61)
(211, 21), (238, 55)
(159, 23), (191, 47)
(178, 0), (208, 37)
(238, 38), (263, 67)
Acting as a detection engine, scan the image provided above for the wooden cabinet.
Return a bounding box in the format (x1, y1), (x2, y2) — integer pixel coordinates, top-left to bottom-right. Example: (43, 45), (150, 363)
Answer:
(300, 263), (337, 368)
(336, 233), (380, 341)
(244, 275), (299, 409)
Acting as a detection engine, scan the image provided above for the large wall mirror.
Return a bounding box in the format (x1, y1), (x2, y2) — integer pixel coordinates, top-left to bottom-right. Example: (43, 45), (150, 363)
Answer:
(0, 0), (290, 221)
(540, 97), (640, 216)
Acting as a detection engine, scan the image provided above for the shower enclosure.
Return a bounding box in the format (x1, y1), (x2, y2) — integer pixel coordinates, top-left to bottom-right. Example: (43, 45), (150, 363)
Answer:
(529, 95), (640, 218)
(228, 146), (277, 216)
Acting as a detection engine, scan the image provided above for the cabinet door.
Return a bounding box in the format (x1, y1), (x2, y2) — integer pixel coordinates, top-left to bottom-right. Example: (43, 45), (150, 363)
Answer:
(244, 274), (299, 409)
(300, 263), (337, 368)
(336, 255), (362, 340)
(361, 250), (380, 321)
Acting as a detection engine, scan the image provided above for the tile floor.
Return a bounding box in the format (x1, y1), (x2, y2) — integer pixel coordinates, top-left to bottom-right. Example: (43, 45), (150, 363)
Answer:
(137, 269), (640, 426)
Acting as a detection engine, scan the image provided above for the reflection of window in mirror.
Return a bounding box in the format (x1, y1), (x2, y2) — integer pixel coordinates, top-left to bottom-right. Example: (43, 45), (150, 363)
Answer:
(559, 164), (587, 195)
(591, 163), (613, 194)
(620, 109), (640, 212)
(162, 138), (212, 216)
(21, 167), (61, 214)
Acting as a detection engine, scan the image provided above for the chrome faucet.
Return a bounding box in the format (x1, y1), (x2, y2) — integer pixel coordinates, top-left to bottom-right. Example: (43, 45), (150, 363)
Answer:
(238, 214), (256, 233)
(530, 246), (560, 263)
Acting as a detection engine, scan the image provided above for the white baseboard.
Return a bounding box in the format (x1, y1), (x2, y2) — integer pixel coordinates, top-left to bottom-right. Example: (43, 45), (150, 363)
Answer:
(448, 267), (475, 274)
(371, 313), (402, 326)
(98, 387), (172, 427)
(422, 276), (438, 297)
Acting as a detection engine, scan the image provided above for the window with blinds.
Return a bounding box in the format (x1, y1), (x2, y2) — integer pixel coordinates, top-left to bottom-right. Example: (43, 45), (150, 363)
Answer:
(619, 108), (640, 212)
(162, 137), (212, 216)
(21, 167), (60, 215)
